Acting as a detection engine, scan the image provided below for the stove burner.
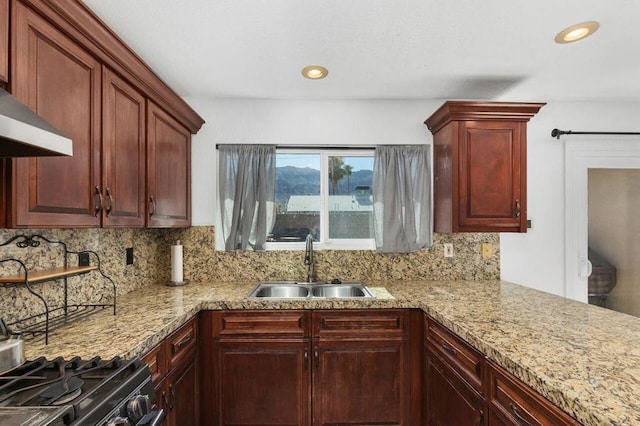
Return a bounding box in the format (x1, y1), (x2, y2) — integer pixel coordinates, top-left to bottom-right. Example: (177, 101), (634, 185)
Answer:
(49, 385), (83, 406)
(0, 356), (154, 425)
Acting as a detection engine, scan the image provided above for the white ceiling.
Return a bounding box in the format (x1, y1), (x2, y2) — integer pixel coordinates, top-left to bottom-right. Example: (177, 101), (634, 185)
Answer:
(83, 0), (640, 102)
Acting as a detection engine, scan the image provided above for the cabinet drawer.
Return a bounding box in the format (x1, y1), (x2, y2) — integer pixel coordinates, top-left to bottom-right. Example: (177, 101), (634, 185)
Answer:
(141, 342), (167, 386)
(167, 317), (198, 369)
(426, 317), (485, 393)
(214, 311), (309, 338)
(488, 362), (580, 426)
(313, 310), (407, 338)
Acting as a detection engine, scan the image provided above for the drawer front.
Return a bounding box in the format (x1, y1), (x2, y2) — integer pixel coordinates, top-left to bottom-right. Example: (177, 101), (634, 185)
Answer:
(141, 342), (167, 386)
(426, 317), (484, 393)
(214, 311), (309, 338)
(313, 310), (407, 338)
(488, 363), (579, 426)
(168, 316), (198, 369)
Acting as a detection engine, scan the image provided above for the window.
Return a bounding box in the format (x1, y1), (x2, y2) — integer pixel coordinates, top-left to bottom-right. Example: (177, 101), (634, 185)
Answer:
(267, 149), (375, 250)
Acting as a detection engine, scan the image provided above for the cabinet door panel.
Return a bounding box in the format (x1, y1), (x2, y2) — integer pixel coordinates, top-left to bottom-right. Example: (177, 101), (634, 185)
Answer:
(0, 0), (7, 83)
(218, 340), (310, 426)
(11, 3), (101, 226)
(427, 350), (485, 426)
(314, 339), (408, 426)
(102, 67), (145, 226)
(147, 101), (190, 227)
(458, 121), (523, 231)
(166, 356), (198, 426)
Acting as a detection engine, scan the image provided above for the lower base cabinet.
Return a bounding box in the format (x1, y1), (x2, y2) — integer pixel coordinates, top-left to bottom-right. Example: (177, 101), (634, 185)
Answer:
(140, 310), (581, 426)
(217, 340), (310, 425)
(424, 314), (581, 426)
(141, 316), (199, 426)
(200, 309), (420, 426)
(426, 350), (485, 426)
(314, 339), (409, 425)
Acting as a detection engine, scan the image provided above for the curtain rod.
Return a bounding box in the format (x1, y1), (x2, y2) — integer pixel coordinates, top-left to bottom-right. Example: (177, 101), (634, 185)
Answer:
(215, 144), (376, 150)
(551, 128), (640, 139)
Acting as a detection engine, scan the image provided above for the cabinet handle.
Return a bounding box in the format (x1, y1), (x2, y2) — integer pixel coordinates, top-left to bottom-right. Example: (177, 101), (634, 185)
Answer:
(475, 410), (483, 426)
(94, 186), (103, 217)
(170, 384), (177, 406)
(162, 390), (173, 411)
(314, 350), (319, 369)
(175, 333), (192, 349)
(441, 341), (458, 356)
(304, 349), (309, 370)
(515, 199), (521, 218)
(105, 187), (113, 217)
(149, 195), (156, 216)
(510, 403), (532, 426)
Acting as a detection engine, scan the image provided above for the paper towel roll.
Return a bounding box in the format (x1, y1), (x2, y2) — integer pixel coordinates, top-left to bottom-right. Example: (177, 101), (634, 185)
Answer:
(171, 240), (184, 282)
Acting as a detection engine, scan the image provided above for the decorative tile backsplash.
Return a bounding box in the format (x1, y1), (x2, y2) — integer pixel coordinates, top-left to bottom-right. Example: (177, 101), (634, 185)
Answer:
(0, 226), (499, 326)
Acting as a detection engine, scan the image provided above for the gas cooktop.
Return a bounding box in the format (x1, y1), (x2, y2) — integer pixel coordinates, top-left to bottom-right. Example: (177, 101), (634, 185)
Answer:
(0, 357), (162, 426)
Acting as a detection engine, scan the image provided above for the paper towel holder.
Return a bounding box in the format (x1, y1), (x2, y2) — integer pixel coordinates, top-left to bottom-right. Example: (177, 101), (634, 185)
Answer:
(167, 240), (189, 287)
(166, 279), (190, 287)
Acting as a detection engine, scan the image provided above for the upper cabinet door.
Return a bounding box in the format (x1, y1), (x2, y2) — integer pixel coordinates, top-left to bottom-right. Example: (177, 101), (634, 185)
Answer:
(425, 101), (544, 233)
(458, 120), (524, 231)
(147, 101), (191, 228)
(0, 0), (8, 83)
(10, 3), (101, 227)
(102, 67), (146, 227)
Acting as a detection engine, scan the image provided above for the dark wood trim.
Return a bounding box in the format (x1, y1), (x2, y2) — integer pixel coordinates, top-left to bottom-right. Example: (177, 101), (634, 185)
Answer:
(14, 0), (204, 133)
(0, 0), (8, 83)
(425, 101), (545, 134)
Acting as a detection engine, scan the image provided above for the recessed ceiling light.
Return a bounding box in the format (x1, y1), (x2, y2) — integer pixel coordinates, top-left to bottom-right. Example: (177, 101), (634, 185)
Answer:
(302, 65), (328, 79)
(554, 21), (600, 44)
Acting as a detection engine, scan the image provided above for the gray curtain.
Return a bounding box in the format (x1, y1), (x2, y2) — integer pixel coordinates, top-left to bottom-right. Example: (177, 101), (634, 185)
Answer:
(218, 145), (276, 251)
(372, 145), (432, 253)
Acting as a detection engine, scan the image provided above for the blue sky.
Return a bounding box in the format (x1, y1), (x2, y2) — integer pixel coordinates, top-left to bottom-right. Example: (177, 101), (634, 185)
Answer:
(276, 154), (373, 171)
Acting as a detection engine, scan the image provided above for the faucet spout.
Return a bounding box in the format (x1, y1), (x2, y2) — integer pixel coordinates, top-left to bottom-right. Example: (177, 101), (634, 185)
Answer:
(304, 234), (315, 283)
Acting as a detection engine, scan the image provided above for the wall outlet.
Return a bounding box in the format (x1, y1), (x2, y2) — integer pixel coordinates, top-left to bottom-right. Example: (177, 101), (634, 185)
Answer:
(78, 252), (90, 267)
(126, 247), (134, 265)
(443, 243), (454, 258)
(482, 243), (492, 259)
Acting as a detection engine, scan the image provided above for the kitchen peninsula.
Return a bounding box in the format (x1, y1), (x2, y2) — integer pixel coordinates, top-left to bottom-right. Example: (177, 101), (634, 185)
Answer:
(22, 279), (640, 426)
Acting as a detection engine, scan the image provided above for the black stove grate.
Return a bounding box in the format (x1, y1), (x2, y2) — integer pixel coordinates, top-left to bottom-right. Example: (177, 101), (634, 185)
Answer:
(0, 356), (148, 425)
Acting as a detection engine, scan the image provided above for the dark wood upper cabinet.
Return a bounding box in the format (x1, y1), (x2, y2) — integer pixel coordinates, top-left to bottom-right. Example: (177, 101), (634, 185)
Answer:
(102, 67), (146, 227)
(3, 0), (202, 228)
(9, 2), (101, 227)
(0, 0), (8, 84)
(425, 101), (544, 233)
(147, 101), (191, 228)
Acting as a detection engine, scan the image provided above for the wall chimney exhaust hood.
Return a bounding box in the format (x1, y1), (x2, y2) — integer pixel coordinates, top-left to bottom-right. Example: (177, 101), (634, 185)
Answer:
(0, 87), (72, 157)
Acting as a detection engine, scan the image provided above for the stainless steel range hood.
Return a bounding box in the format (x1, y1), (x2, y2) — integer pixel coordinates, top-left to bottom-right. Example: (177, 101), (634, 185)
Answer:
(0, 87), (72, 157)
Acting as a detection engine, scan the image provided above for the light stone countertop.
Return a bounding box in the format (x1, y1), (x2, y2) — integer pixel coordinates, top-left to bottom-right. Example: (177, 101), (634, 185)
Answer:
(23, 279), (640, 426)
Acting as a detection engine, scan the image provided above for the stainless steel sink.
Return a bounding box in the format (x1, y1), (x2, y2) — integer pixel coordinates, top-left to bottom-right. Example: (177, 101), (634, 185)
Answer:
(310, 284), (371, 298)
(252, 284), (309, 298)
(247, 281), (374, 299)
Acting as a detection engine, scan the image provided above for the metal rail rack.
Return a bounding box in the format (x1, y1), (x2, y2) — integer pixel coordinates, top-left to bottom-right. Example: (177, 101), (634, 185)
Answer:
(0, 234), (116, 344)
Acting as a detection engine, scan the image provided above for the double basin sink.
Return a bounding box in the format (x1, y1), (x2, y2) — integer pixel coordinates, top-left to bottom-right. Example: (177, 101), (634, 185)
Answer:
(247, 281), (374, 299)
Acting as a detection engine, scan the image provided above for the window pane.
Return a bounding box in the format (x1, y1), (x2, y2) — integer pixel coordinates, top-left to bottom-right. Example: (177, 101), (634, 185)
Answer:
(270, 154), (320, 242)
(328, 156), (374, 239)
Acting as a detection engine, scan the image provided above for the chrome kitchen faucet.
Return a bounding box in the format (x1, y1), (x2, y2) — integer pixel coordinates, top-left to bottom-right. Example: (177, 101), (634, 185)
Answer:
(304, 234), (315, 283)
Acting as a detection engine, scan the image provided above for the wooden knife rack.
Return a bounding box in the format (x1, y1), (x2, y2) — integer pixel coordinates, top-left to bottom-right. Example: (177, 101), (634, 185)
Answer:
(0, 234), (116, 344)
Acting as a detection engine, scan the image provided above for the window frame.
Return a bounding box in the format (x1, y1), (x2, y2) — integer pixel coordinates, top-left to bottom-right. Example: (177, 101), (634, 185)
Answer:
(268, 148), (375, 251)
(215, 147), (376, 251)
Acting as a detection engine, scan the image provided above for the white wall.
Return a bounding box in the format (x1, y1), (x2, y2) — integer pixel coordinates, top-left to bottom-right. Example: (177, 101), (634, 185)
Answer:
(185, 97), (640, 297)
(186, 98), (443, 226)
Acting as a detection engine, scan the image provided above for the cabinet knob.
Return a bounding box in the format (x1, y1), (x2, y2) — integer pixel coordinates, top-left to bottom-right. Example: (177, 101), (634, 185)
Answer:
(515, 199), (521, 218)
